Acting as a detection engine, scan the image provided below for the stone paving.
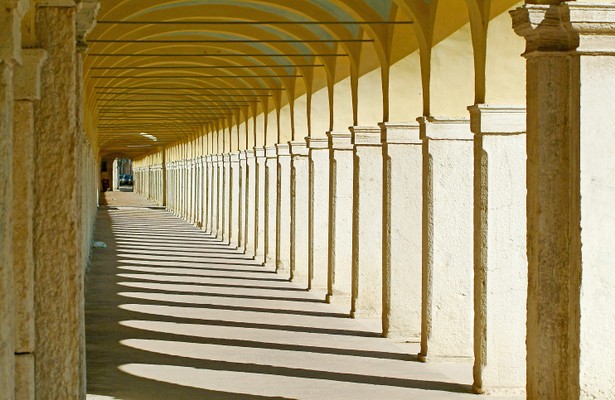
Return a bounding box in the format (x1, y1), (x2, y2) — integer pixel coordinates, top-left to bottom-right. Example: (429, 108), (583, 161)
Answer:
(86, 192), (523, 400)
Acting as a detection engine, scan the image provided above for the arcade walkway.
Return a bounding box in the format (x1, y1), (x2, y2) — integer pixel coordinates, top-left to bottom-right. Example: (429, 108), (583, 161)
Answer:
(85, 192), (520, 400)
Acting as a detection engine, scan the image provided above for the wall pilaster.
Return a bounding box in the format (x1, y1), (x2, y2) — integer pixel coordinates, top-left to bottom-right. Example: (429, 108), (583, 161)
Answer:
(417, 116), (474, 362)
(350, 126), (383, 320)
(380, 122), (422, 340)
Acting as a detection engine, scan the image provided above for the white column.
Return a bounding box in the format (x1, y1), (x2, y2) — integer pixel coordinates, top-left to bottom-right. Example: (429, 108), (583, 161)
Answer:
(307, 137), (329, 294)
(238, 150), (247, 252)
(264, 146), (278, 267)
(254, 147), (266, 263)
(217, 155), (226, 241)
(290, 140), (309, 287)
(350, 126), (383, 320)
(418, 116), (473, 362)
(205, 155), (213, 234)
(512, 5), (615, 398)
(229, 152), (240, 248)
(469, 105), (527, 394)
(326, 132), (354, 310)
(210, 155), (219, 237)
(380, 122), (422, 340)
(245, 150), (256, 257)
(221, 153), (231, 244)
(276, 143), (291, 278)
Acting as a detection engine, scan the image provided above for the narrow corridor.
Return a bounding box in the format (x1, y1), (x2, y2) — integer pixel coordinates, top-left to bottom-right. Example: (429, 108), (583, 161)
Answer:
(85, 193), (521, 400)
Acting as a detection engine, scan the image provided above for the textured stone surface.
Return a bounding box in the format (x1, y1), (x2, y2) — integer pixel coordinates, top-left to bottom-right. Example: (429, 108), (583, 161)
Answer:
(12, 101), (35, 354)
(308, 138), (329, 293)
(290, 141), (309, 288)
(381, 123), (423, 340)
(419, 117), (473, 361)
(276, 144), (291, 275)
(0, 60), (15, 400)
(350, 126), (383, 320)
(254, 148), (266, 263)
(264, 147), (278, 267)
(470, 105), (527, 394)
(326, 132), (354, 312)
(33, 5), (81, 398)
(14, 353), (34, 400)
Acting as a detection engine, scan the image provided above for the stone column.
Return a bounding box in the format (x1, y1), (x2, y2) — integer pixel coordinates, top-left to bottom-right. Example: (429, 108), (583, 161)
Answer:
(201, 155), (209, 230)
(418, 116), (473, 362)
(254, 147), (266, 263)
(245, 150), (257, 257)
(264, 146), (278, 267)
(205, 155), (213, 234)
(12, 49), (47, 400)
(1, 1), (27, 397)
(290, 140), (309, 287)
(33, 2), (84, 397)
(308, 138), (329, 294)
(276, 143), (291, 278)
(211, 155), (219, 237)
(380, 122), (422, 340)
(229, 152), (240, 247)
(512, 4), (615, 398)
(326, 132), (354, 310)
(468, 105), (527, 394)
(217, 155), (227, 240)
(350, 126), (383, 320)
(221, 153), (231, 244)
(238, 150), (247, 251)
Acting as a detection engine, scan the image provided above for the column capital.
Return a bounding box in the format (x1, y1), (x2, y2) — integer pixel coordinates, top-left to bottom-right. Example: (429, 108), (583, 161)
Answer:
(289, 140), (308, 156)
(14, 49), (47, 101)
(306, 137), (328, 150)
(276, 143), (291, 157)
(511, 2), (615, 55)
(417, 116), (472, 140)
(253, 146), (266, 158)
(265, 146), (277, 159)
(327, 131), (353, 150)
(468, 104), (526, 135)
(76, 0), (100, 51)
(379, 122), (421, 144)
(350, 125), (381, 146)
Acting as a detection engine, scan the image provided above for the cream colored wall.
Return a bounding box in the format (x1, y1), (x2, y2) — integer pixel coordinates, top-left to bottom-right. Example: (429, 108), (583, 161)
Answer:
(484, 4), (526, 104)
(389, 51), (423, 122)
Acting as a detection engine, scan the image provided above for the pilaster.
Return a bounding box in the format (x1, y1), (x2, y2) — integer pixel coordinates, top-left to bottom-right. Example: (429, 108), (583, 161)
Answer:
(350, 126), (383, 320)
(12, 48), (46, 400)
(264, 146), (278, 267)
(469, 104), (527, 394)
(417, 116), (474, 362)
(254, 147), (266, 263)
(380, 122), (422, 340)
(237, 151), (248, 251)
(512, 3), (615, 398)
(307, 137), (330, 294)
(275, 143), (291, 277)
(326, 131), (353, 311)
(221, 153), (231, 244)
(289, 140), (309, 287)
(229, 152), (240, 247)
(245, 150), (257, 257)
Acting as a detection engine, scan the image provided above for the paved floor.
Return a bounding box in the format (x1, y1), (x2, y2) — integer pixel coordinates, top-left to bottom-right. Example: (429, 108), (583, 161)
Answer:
(86, 192), (522, 400)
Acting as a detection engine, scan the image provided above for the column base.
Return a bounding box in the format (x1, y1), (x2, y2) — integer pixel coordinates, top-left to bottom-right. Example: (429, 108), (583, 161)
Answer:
(471, 384), (525, 396)
(382, 330), (420, 342)
(417, 353), (473, 363)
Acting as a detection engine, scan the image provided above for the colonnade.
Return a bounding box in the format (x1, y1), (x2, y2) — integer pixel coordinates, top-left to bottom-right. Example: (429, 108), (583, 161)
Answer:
(133, 3), (615, 398)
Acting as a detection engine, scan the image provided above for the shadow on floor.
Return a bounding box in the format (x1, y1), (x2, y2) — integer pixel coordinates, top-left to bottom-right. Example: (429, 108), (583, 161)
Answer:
(86, 202), (474, 400)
